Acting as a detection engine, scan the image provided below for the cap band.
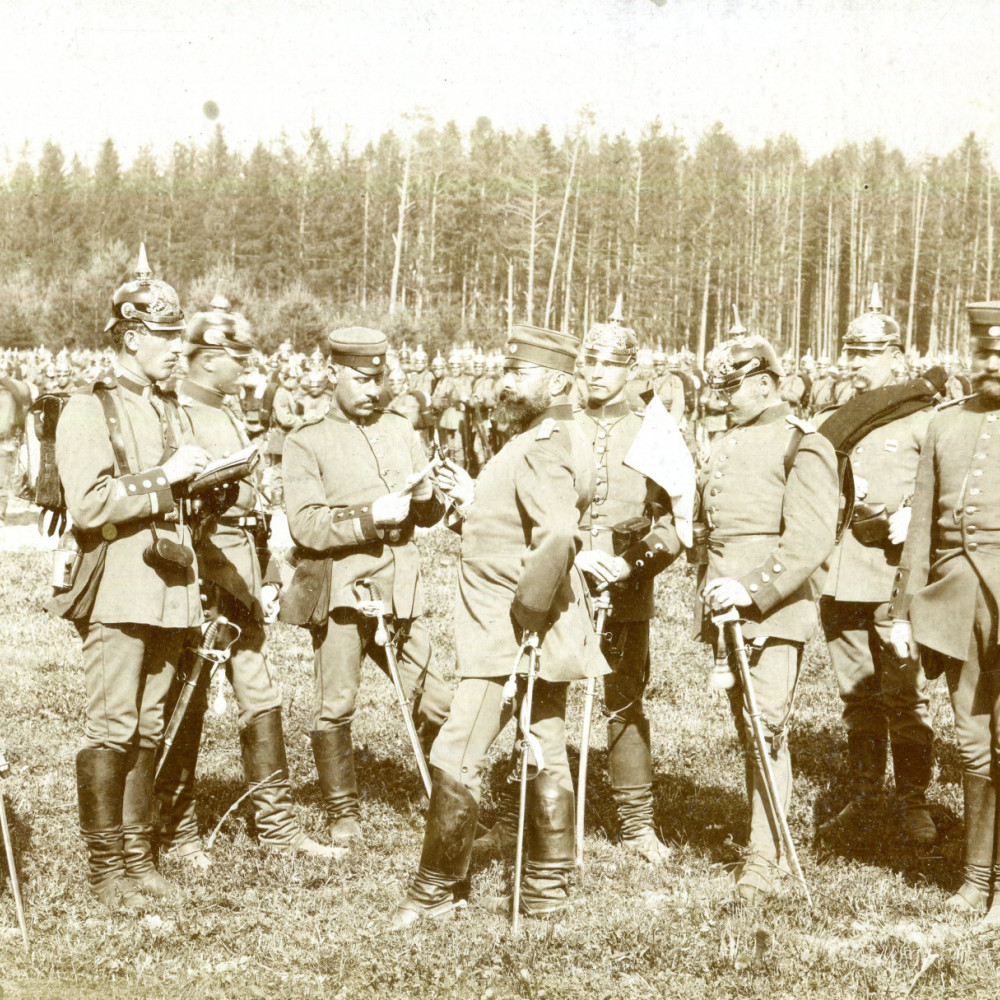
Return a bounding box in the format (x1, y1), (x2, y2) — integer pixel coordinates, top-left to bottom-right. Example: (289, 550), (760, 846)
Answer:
(504, 342), (576, 374)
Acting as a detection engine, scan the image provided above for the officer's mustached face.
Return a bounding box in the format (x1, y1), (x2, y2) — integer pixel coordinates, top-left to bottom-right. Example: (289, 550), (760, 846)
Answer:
(334, 366), (384, 419)
(497, 365), (552, 430)
(973, 348), (1000, 405)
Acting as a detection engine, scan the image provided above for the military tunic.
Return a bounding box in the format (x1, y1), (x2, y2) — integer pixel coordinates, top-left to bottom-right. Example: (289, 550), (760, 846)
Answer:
(49, 371), (202, 751)
(894, 399), (1000, 777)
(282, 407), (451, 730)
(177, 380), (281, 726)
(698, 402), (838, 867)
(817, 405), (935, 756)
(430, 402), (608, 802)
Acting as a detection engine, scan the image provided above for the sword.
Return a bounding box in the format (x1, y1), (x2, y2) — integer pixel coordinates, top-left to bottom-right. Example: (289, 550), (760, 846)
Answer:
(357, 579), (433, 799)
(0, 747), (29, 952)
(510, 632), (541, 935)
(712, 606), (812, 906)
(576, 590), (611, 868)
(156, 616), (241, 781)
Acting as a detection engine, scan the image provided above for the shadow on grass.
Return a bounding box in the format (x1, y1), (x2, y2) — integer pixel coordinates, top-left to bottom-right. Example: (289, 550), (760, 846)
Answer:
(791, 715), (962, 893)
(0, 791), (33, 899)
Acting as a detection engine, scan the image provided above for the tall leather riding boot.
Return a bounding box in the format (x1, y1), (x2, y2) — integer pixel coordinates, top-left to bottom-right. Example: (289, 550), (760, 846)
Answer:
(891, 740), (937, 847)
(241, 709), (339, 858)
(946, 773), (995, 913)
(985, 773), (1000, 927)
(77, 747), (147, 910)
(471, 776), (519, 862)
(311, 723), (362, 845)
(391, 768), (479, 928)
(123, 746), (181, 899)
(155, 702), (211, 869)
(520, 771), (576, 916)
(818, 728), (888, 840)
(737, 733), (792, 904)
(608, 717), (670, 862)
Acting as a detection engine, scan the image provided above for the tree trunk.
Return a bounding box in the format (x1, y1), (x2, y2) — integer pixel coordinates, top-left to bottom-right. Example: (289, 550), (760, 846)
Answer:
(389, 138), (412, 315)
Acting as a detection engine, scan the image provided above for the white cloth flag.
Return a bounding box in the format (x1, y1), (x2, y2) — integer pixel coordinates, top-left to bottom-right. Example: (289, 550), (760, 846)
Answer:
(623, 394), (696, 547)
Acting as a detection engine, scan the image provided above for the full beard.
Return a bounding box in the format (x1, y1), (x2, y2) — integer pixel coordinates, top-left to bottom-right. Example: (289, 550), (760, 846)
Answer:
(973, 372), (1000, 407)
(495, 387), (551, 433)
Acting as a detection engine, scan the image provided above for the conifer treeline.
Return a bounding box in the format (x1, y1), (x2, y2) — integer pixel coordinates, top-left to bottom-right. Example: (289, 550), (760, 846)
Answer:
(1, 118), (994, 359)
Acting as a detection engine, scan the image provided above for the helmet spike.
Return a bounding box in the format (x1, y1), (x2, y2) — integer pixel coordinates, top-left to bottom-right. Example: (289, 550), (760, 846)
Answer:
(135, 243), (151, 280)
(869, 283), (882, 312)
(729, 304), (747, 336)
(609, 294), (624, 324)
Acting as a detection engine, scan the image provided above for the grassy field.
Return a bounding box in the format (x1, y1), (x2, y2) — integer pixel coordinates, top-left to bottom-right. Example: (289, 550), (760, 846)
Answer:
(0, 527), (998, 1000)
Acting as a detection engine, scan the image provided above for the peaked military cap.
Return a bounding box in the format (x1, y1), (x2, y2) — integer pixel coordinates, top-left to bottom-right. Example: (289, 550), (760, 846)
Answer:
(504, 325), (581, 374)
(327, 326), (388, 375)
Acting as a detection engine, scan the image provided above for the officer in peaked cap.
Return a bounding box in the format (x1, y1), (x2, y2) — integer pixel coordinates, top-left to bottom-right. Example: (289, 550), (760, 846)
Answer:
(47, 245), (210, 910)
(392, 324), (608, 926)
(816, 284), (939, 848)
(155, 309), (338, 867)
(281, 326), (452, 849)
(891, 302), (1000, 925)
(698, 331), (839, 904)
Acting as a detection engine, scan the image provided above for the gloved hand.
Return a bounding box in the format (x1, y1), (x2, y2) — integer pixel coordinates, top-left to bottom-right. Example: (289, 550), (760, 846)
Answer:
(575, 549), (630, 586)
(261, 584), (280, 624)
(889, 619), (916, 659)
(372, 491), (411, 527)
(701, 577), (752, 612)
(888, 507), (912, 545)
(432, 459), (475, 509)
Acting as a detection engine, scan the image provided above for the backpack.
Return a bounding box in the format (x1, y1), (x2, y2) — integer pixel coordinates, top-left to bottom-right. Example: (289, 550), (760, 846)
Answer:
(783, 418), (854, 544)
(22, 392), (71, 519)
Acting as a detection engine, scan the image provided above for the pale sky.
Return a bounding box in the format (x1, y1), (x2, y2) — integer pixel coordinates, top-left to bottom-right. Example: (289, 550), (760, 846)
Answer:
(3, 0), (999, 171)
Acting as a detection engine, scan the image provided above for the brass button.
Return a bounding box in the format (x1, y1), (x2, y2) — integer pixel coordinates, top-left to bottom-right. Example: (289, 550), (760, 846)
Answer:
(973, 469), (983, 477)
(592, 528), (600, 537)
(966, 506), (978, 515)
(710, 488), (719, 496)
(101, 524), (117, 540)
(967, 525), (977, 535)
(761, 573), (770, 583)
(971, 488), (983, 496)
(968, 541), (979, 551)
(714, 471), (723, 479)
(388, 529), (401, 542)
(749, 584), (758, 593)
(773, 563), (782, 572)
(598, 430), (606, 438)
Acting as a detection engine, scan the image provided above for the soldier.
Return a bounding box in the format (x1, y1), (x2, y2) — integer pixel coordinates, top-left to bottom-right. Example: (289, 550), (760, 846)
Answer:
(816, 287), (939, 846)
(385, 368), (423, 430)
(475, 317), (685, 863)
(298, 370), (331, 420)
(263, 364), (301, 508)
(652, 349), (687, 425)
(698, 335), (839, 903)
(155, 310), (338, 867)
(47, 248), (210, 909)
(890, 302), (1000, 925)
(431, 352), (472, 462)
(281, 328), (452, 847)
(391, 325), (608, 927)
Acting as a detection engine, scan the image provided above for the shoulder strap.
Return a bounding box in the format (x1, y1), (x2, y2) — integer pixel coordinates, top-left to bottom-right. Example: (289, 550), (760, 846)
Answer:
(94, 385), (133, 476)
(783, 422), (853, 542)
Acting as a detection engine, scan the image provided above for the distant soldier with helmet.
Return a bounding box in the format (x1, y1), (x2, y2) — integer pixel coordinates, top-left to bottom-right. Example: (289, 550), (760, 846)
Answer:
(386, 368), (424, 431)
(47, 246), (210, 910)
(298, 370), (331, 420)
(698, 333), (839, 904)
(815, 286), (943, 847)
(263, 364), (301, 508)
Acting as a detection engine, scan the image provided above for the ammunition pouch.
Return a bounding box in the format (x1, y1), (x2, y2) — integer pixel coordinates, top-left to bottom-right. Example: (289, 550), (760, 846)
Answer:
(611, 516), (651, 557)
(850, 502), (891, 547)
(687, 521), (711, 566)
(143, 531), (195, 572)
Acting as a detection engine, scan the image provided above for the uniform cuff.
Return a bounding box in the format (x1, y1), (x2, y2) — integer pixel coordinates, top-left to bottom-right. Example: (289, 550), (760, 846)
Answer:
(620, 527), (680, 578)
(511, 596), (548, 634)
(118, 467), (174, 516)
(739, 557), (787, 614)
(331, 501), (378, 543)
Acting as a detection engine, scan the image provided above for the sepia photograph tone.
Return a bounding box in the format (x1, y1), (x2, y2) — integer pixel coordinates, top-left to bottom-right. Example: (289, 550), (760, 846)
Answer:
(1, 1), (999, 997)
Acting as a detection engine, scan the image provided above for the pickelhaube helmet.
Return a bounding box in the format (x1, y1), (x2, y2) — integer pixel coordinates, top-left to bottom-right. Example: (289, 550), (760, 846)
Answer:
(843, 283), (901, 353)
(706, 332), (785, 392)
(105, 244), (185, 335)
(582, 295), (638, 363)
(184, 309), (254, 357)
(431, 352), (446, 372)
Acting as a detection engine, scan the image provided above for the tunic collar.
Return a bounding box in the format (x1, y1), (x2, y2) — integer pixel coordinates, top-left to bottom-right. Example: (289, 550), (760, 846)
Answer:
(583, 399), (630, 421)
(181, 378), (227, 408)
(526, 402), (574, 431)
(741, 401), (791, 427)
(112, 363), (152, 399)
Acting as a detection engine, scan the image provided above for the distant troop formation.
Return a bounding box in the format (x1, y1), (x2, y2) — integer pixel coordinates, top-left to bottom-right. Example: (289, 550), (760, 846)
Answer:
(4, 246), (1000, 934)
